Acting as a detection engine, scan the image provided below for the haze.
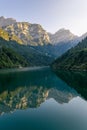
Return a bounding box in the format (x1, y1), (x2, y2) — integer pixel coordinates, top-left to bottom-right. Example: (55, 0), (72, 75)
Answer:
(0, 0), (87, 36)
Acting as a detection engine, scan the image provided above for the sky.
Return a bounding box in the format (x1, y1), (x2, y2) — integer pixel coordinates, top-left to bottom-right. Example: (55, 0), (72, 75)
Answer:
(0, 0), (87, 36)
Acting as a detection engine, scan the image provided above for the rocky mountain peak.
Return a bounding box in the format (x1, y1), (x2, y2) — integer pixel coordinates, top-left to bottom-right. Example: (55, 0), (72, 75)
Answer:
(0, 16), (16, 27)
(49, 28), (78, 44)
(3, 22), (50, 46)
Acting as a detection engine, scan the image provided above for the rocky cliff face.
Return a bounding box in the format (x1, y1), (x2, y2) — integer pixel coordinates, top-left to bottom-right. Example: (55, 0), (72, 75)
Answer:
(0, 16), (16, 27)
(3, 22), (50, 46)
(49, 28), (78, 44)
(1, 16), (87, 59)
(0, 28), (23, 44)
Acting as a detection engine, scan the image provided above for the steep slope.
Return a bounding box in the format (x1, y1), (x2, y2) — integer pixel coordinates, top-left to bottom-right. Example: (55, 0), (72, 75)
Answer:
(3, 22), (50, 46)
(0, 28), (54, 68)
(2, 16), (87, 60)
(0, 37), (53, 67)
(0, 46), (28, 68)
(0, 28), (23, 44)
(49, 28), (78, 44)
(34, 40), (80, 59)
(0, 16), (16, 27)
(48, 29), (80, 57)
(79, 32), (87, 41)
(0, 28), (9, 41)
(0, 17), (80, 58)
(0, 16), (87, 59)
(52, 37), (87, 70)
(41, 29), (87, 58)
(1, 25), (80, 60)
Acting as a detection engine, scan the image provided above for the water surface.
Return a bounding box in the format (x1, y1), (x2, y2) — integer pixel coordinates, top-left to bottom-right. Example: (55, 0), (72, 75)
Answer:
(0, 67), (87, 130)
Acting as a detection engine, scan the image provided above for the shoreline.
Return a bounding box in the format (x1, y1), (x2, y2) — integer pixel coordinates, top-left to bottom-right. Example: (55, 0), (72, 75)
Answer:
(52, 68), (87, 73)
(0, 66), (50, 74)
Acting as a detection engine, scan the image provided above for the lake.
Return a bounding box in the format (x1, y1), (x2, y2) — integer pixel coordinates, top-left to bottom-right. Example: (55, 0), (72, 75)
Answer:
(0, 67), (87, 130)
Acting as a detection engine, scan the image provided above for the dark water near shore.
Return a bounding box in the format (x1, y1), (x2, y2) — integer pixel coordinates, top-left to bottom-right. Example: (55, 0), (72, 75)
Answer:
(0, 67), (87, 130)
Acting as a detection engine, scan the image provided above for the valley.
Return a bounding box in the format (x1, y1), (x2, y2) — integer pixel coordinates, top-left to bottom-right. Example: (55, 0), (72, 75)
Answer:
(0, 16), (87, 70)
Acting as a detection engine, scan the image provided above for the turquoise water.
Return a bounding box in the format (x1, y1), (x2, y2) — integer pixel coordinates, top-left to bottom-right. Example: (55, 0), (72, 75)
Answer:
(0, 67), (87, 130)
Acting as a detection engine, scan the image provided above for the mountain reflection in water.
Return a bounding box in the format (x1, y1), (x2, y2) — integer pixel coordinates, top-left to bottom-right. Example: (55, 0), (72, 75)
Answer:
(0, 67), (77, 115)
(55, 70), (87, 100)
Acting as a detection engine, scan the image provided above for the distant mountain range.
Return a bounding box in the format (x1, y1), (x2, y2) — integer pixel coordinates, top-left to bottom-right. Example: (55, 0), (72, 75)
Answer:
(0, 16), (87, 68)
(48, 28), (78, 44)
(48, 29), (87, 57)
(52, 37), (87, 70)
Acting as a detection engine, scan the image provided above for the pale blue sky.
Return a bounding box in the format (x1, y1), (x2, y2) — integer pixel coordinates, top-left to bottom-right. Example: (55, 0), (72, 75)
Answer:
(0, 0), (87, 36)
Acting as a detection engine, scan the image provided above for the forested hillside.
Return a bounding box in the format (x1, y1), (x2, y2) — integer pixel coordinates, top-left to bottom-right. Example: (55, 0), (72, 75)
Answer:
(52, 37), (87, 70)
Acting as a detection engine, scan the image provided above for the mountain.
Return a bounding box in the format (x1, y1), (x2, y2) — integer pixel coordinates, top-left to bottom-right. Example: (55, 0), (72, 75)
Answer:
(0, 17), (80, 58)
(0, 46), (28, 68)
(0, 28), (22, 44)
(48, 29), (87, 58)
(31, 29), (80, 59)
(0, 16), (16, 27)
(0, 26), (54, 68)
(52, 37), (87, 70)
(79, 32), (87, 41)
(0, 37), (53, 68)
(2, 22), (50, 46)
(48, 28), (80, 57)
(49, 28), (78, 44)
(1, 16), (87, 65)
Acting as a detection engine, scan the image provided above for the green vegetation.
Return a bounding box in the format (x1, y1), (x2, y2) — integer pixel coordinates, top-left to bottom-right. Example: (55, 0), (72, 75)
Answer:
(0, 37), (53, 68)
(52, 37), (87, 70)
(0, 46), (28, 68)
